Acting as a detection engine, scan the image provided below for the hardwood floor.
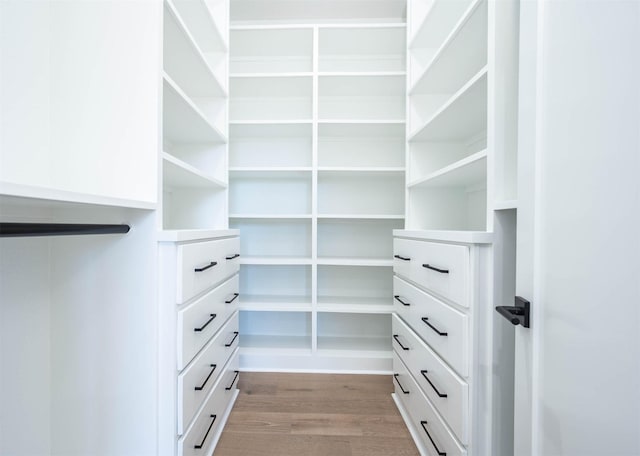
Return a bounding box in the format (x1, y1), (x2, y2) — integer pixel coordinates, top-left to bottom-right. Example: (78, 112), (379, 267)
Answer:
(214, 372), (420, 456)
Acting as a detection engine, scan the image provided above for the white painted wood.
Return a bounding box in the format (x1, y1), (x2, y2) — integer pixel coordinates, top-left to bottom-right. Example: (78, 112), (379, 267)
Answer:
(408, 150), (487, 189)
(394, 277), (470, 377)
(393, 314), (469, 444)
(177, 312), (239, 434)
(231, 28), (313, 73)
(163, 152), (227, 189)
(172, 0), (228, 53)
(514, 1), (640, 454)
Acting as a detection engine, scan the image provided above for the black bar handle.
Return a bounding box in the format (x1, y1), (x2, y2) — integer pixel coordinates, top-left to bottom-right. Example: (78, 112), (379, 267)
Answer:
(225, 331), (239, 347)
(393, 374), (410, 394)
(225, 370), (240, 390)
(194, 314), (217, 332)
(194, 414), (217, 449)
(226, 254), (240, 260)
(420, 421), (446, 456)
(194, 261), (217, 272)
(394, 295), (410, 306)
(0, 222), (130, 238)
(394, 254), (411, 261)
(422, 317), (448, 336)
(393, 334), (410, 351)
(422, 263), (449, 274)
(225, 293), (239, 304)
(420, 370), (448, 398)
(195, 364), (217, 391)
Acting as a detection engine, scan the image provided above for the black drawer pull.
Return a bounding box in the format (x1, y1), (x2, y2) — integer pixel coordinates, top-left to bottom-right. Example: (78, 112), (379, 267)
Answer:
(394, 254), (411, 261)
(225, 331), (239, 347)
(194, 314), (217, 332)
(225, 370), (240, 390)
(420, 370), (448, 398)
(422, 317), (448, 336)
(194, 261), (217, 272)
(394, 295), (410, 306)
(194, 414), (217, 449)
(420, 421), (446, 456)
(393, 374), (410, 394)
(195, 364), (217, 391)
(225, 293), (240, 304)
(393, 334), (409, 351)
(226, 253), (240, 260)
(422, 263), (449, 274)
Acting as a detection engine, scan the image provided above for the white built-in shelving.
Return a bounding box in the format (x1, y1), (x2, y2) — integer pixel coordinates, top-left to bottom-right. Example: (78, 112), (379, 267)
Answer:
(405, 0), (519, 232)
(162, 0), (230, 230)
(228, 2), (406, 372)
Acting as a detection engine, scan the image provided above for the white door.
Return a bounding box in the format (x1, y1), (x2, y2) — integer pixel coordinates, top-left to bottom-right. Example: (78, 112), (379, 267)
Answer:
(514, 1), (640, 455)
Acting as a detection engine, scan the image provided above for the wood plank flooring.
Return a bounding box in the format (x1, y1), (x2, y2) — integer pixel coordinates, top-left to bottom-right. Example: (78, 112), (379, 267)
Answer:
(214, 372), (420, 456)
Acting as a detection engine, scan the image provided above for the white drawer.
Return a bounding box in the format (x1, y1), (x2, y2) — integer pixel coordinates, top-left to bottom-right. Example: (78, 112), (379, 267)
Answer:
(393, 353), (466, 456)
(393, 315), (469, 444)
(177, 275), (240, 369)
(176, 237), (240, 304)
(395, 277), (469, 377)
(393, 238), (413, 279)
(411, 240), (470, 308)
(178, 312), (239, 434)
(393, 276), (412, 323)
(178, 349), (239, 456)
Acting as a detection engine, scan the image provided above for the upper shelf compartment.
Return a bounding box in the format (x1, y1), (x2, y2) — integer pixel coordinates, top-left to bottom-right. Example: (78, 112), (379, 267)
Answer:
(164, 0), (227, 98)
(230, 0), (406, 25)
(231, 27), (313, 74)
(318, 25), (406, 73)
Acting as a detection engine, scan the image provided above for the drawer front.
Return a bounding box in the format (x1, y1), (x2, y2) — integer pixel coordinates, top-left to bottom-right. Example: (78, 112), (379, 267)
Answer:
(393, 238), (414, 279)
(393, 276), (412, 323)
(177, 237), (240, 304)
(178, 275), (240, 369)
(178, 312), (239, 434)
(393, 353), (467, 456)
(220, 237), (241, 280)
(411, 240), (470, 308)
(396, 277), (469, 377)
(178, 349), (239, 456)
(393, 315), (469, 444)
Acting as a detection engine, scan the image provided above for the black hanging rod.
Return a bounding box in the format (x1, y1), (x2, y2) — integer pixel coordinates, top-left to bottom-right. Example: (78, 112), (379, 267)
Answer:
(0, 223), (130, 238)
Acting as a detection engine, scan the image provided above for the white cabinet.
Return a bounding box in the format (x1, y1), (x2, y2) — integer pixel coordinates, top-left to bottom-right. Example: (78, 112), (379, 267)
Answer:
(162, 0), (230, 230)
(227, 4), (406, 372)
(159, 231), (240, 456)
(392, 231), (510, 456)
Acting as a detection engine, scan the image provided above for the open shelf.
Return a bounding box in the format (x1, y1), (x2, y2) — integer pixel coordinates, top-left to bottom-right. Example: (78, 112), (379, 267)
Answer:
(408, 149), (487, 188)
(163, 74), (227, 144)
(239, 264), (312, 303)
(230, 217), (311, 258)
(318, 171), (404, 216)
(410, 0), (487, 95)
(409, 0), (476, 50)
(162, 186), (227, 230)
(317, 218), (402, 260)
(318, 25), (406, 72)
(318, 74), (405, 121)
(317, 312), (391, 354)
(318, 122), (405, 168)
(164, 0), (226, 98)
(240, 311), (312, 352)
(240, 294), (312, 312)
(162, 152), (226, 189)
(172, 0), (227, 52)
(229, 170), (311, 216)
(231, 27), (313, 73)
(230, 122), (312, 168)
(317, 296), (393, 314)
(408, 184), (487, 231)
(230, 75), (313, 122)
(409, 68), (487, 142)
(318, 264), (392, 303)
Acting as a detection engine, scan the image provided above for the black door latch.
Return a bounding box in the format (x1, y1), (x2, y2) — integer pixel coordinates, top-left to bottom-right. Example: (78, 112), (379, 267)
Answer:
(496, 296), (530, 328)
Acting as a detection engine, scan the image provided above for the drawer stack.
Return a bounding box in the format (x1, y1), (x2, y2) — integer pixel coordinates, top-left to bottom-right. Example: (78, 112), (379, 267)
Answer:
(159, 231), (241, 456)
(391, 231), (489, 456)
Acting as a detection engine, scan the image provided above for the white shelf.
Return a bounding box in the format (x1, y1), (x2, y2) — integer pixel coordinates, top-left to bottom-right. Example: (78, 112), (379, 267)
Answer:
(316, 258), (393, 267)
(317, 296), (393, 314)
(163, 74), (227, 143)
(316, 336), (391, 355)
(494, 200), (518, 210)
(318, 119), (405, 125)
(409, 67), (488, 142)
(157, 229), (239, 243)
(162, 152), (227, 189)
(231, 72), (314, 78)
(230, 120), (313, 125)
(230, 167), (313, 173)
(240, 257), (313, 265)
(229, 214), (312, 219)
(408, 149), (487, 188)
(164, 0), (226, 98)
(172, 0), (227, 52)
(239, 294), (312, 312)
(318, 167), (404, 173)
(410, 0), (486, 94)
(393, 229), (493, 244)
(240, 335), (312, 352)
(409, 0), (475, 49)
(317, 214), (404, 220)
